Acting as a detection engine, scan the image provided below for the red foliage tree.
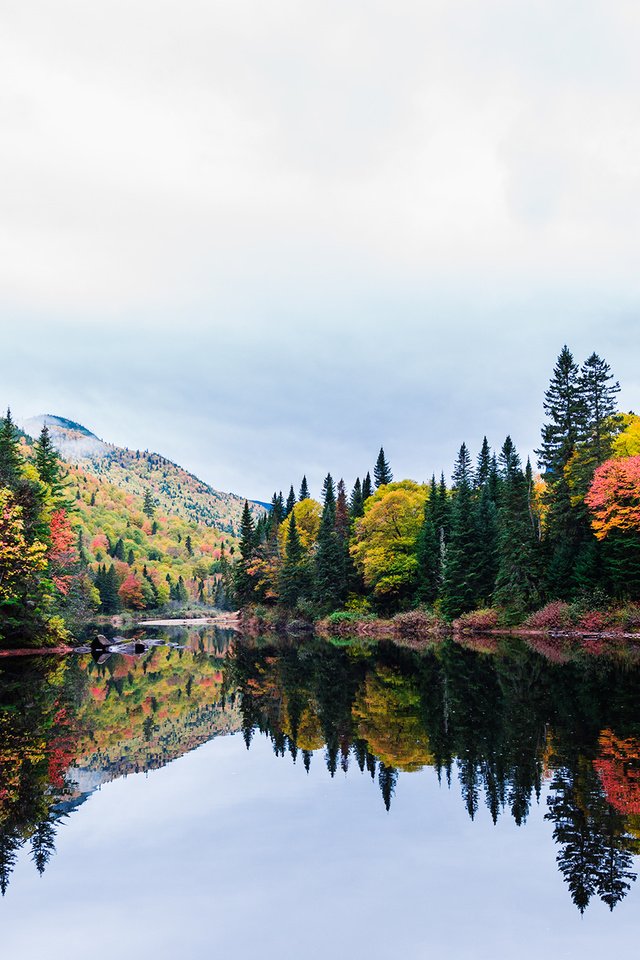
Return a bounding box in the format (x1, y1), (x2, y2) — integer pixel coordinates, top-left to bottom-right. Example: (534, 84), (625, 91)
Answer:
(118, 573), (146, 609)
(586, 456), (640, 539)
(49, 509), (77, 595)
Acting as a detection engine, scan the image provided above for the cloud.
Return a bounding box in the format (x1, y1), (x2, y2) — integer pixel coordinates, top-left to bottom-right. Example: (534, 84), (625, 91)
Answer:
(1, 1), (639, 497)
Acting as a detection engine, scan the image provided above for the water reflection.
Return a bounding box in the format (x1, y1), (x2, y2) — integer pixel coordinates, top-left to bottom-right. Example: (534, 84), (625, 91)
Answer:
(2, 629), (640, 914)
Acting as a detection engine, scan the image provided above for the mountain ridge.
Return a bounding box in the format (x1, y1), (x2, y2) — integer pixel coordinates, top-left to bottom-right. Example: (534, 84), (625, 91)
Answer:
(21, 413), (265, 535)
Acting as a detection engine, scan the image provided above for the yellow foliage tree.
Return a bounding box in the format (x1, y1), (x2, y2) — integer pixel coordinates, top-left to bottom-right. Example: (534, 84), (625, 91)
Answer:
(350, 480), (428, 597)
(277, 498), (322, 555)
(613, 413), (640, 458)
(352, 666), (433, 771)
(0, 488), (48, 605)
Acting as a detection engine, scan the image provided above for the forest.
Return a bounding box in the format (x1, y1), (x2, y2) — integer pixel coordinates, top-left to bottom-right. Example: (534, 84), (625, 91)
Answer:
(232, 346), (640, 628)
(2, 345), (640, 646)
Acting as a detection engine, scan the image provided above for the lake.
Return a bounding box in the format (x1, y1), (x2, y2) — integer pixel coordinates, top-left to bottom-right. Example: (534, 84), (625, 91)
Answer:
(2, 626), (640, 958)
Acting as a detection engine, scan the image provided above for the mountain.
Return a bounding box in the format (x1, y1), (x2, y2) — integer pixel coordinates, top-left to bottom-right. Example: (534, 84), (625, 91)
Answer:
(22, 414), (265, 536)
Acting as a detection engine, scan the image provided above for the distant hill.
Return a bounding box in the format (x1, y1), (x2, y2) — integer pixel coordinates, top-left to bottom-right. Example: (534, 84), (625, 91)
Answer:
(22, 414), (265, 536)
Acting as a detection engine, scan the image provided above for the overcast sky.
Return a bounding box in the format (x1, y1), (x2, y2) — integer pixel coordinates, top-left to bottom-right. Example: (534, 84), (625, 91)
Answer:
(2, 1), (639, 501)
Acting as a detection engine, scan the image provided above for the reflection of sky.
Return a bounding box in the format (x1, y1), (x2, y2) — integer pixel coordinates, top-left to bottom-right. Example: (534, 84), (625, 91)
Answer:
(3, 732), (638, 959)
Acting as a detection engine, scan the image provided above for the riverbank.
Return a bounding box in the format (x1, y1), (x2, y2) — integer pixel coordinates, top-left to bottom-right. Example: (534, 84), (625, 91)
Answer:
(239, 602), (640, 646)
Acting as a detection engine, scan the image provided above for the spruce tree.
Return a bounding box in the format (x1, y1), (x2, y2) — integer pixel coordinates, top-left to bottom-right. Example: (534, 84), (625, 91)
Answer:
(285, 485), (296, 517)
(279, 512), (308, 607)
(537, 347), (590, 598)
(416, 477), (441, 603)
(537, 346), (584, 475)
(143, 489), (155, 518)
(349, 477), (364, 519)
(0, 409), (22, 488)
(579, 353), (621, 464)
(374, 447), (393, 487)
(34, 424), (61, 487)
(235, 501), (257, 603)
(441, 445), (481, 618)
(475, 436), (491, 489)
(493, 437), (541, 614)
(362, 472), (373, 502)
(299, 475), (310, 501)
(314, 476), (344, 611)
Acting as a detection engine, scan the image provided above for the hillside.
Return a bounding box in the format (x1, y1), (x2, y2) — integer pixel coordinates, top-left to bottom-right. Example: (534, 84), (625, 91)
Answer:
(21, 414), (265, 536)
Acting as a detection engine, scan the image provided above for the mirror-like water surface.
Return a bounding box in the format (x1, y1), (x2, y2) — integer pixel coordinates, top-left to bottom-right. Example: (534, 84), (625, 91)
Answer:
(2, 627), (640, 958)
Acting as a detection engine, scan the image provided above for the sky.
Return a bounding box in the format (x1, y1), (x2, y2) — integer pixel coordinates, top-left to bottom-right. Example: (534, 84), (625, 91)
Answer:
(1, 1), (640, 501)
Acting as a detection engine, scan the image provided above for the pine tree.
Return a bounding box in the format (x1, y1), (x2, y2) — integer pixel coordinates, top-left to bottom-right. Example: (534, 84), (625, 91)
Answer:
(416, 476), (440, 603)
(493, 437), (541, 613)
(0, 409), (22, 488)
(441, 445), (481, 618)
(362, 472), (373, 502)
(579, 353), (621, 464)
(299, 475), (310, 501)
(314, 475), (344, 611)
(321, 473), (336, 515)
(475, 436), (492, 489)
(349, 477), (364, 519)
(30, 819), (57, 876)
(537, 346), (584, 475)
(279, 512), (308, 607)
(374, 447), (393, 487)
(537, 347), (591, 598)
(235, 501), (257, 603)
(285, 485), (296, 517)
(143, 489), (155, 518)
(34, 424), (61, 487)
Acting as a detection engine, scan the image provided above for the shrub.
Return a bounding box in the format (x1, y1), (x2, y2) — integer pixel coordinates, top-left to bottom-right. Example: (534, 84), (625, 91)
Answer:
(525, 601), (572, 630)
(392, 608), (446, 640)
(453, 608), (500, 632)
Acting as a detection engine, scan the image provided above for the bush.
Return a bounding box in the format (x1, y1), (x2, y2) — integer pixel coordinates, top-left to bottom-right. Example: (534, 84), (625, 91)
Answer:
(392, 608), (446, 640)
(453, 608), (500, 632)
(525, 601), (572, 630)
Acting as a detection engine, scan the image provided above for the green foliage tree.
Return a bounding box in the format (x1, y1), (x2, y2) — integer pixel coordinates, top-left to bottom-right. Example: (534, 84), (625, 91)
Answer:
(374, 447), (393, 488)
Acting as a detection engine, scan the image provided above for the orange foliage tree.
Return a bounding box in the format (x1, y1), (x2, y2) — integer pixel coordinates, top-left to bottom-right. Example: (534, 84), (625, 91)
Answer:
(585, 456), (640, 539)
(118, 573), (146, 609)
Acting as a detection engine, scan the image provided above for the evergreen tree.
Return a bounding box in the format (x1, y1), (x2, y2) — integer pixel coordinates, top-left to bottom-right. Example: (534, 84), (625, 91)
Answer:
(113, 538), (125, 562)
(537, 347), (590, 598)
(416, 477), (441, 604)
(349, 477), (364, 519)
(299, 475), (310, 501)
(362, 472), (373, 502)
(279, 512), (308, 607)
(374, 447), (393, 487)
(314, 475), (344, 611)
(285, 485), (296, 517)
(127, 549), (135, 566)
(537, 346), (584, 475)
(0, 409), (22, 488)
(34, 424), (61, 487)
(321, 473), (336, 515)
(475, 436), (492, 489)
(143, 489), (155, 518)
(185, 534), (193, 556)
(493, 437), (541, 613)
(579, 353), (621, 464)
(235, 501), (258, 603)
(0, 829), (21, 896)
(30, 819), (57, 876)
(441, 445), (481, 617)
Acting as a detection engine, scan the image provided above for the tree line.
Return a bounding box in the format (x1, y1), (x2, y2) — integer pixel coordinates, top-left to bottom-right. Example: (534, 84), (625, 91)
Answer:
(231, 346), (640, 619)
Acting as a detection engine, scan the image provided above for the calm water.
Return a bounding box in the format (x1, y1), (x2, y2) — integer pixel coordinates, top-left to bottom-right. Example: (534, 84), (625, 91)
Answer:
(2, 627), (640, 958)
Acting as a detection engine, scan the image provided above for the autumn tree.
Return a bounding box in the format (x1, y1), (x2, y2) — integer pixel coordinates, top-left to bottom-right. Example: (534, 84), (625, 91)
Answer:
(350, 481), (428, 608)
